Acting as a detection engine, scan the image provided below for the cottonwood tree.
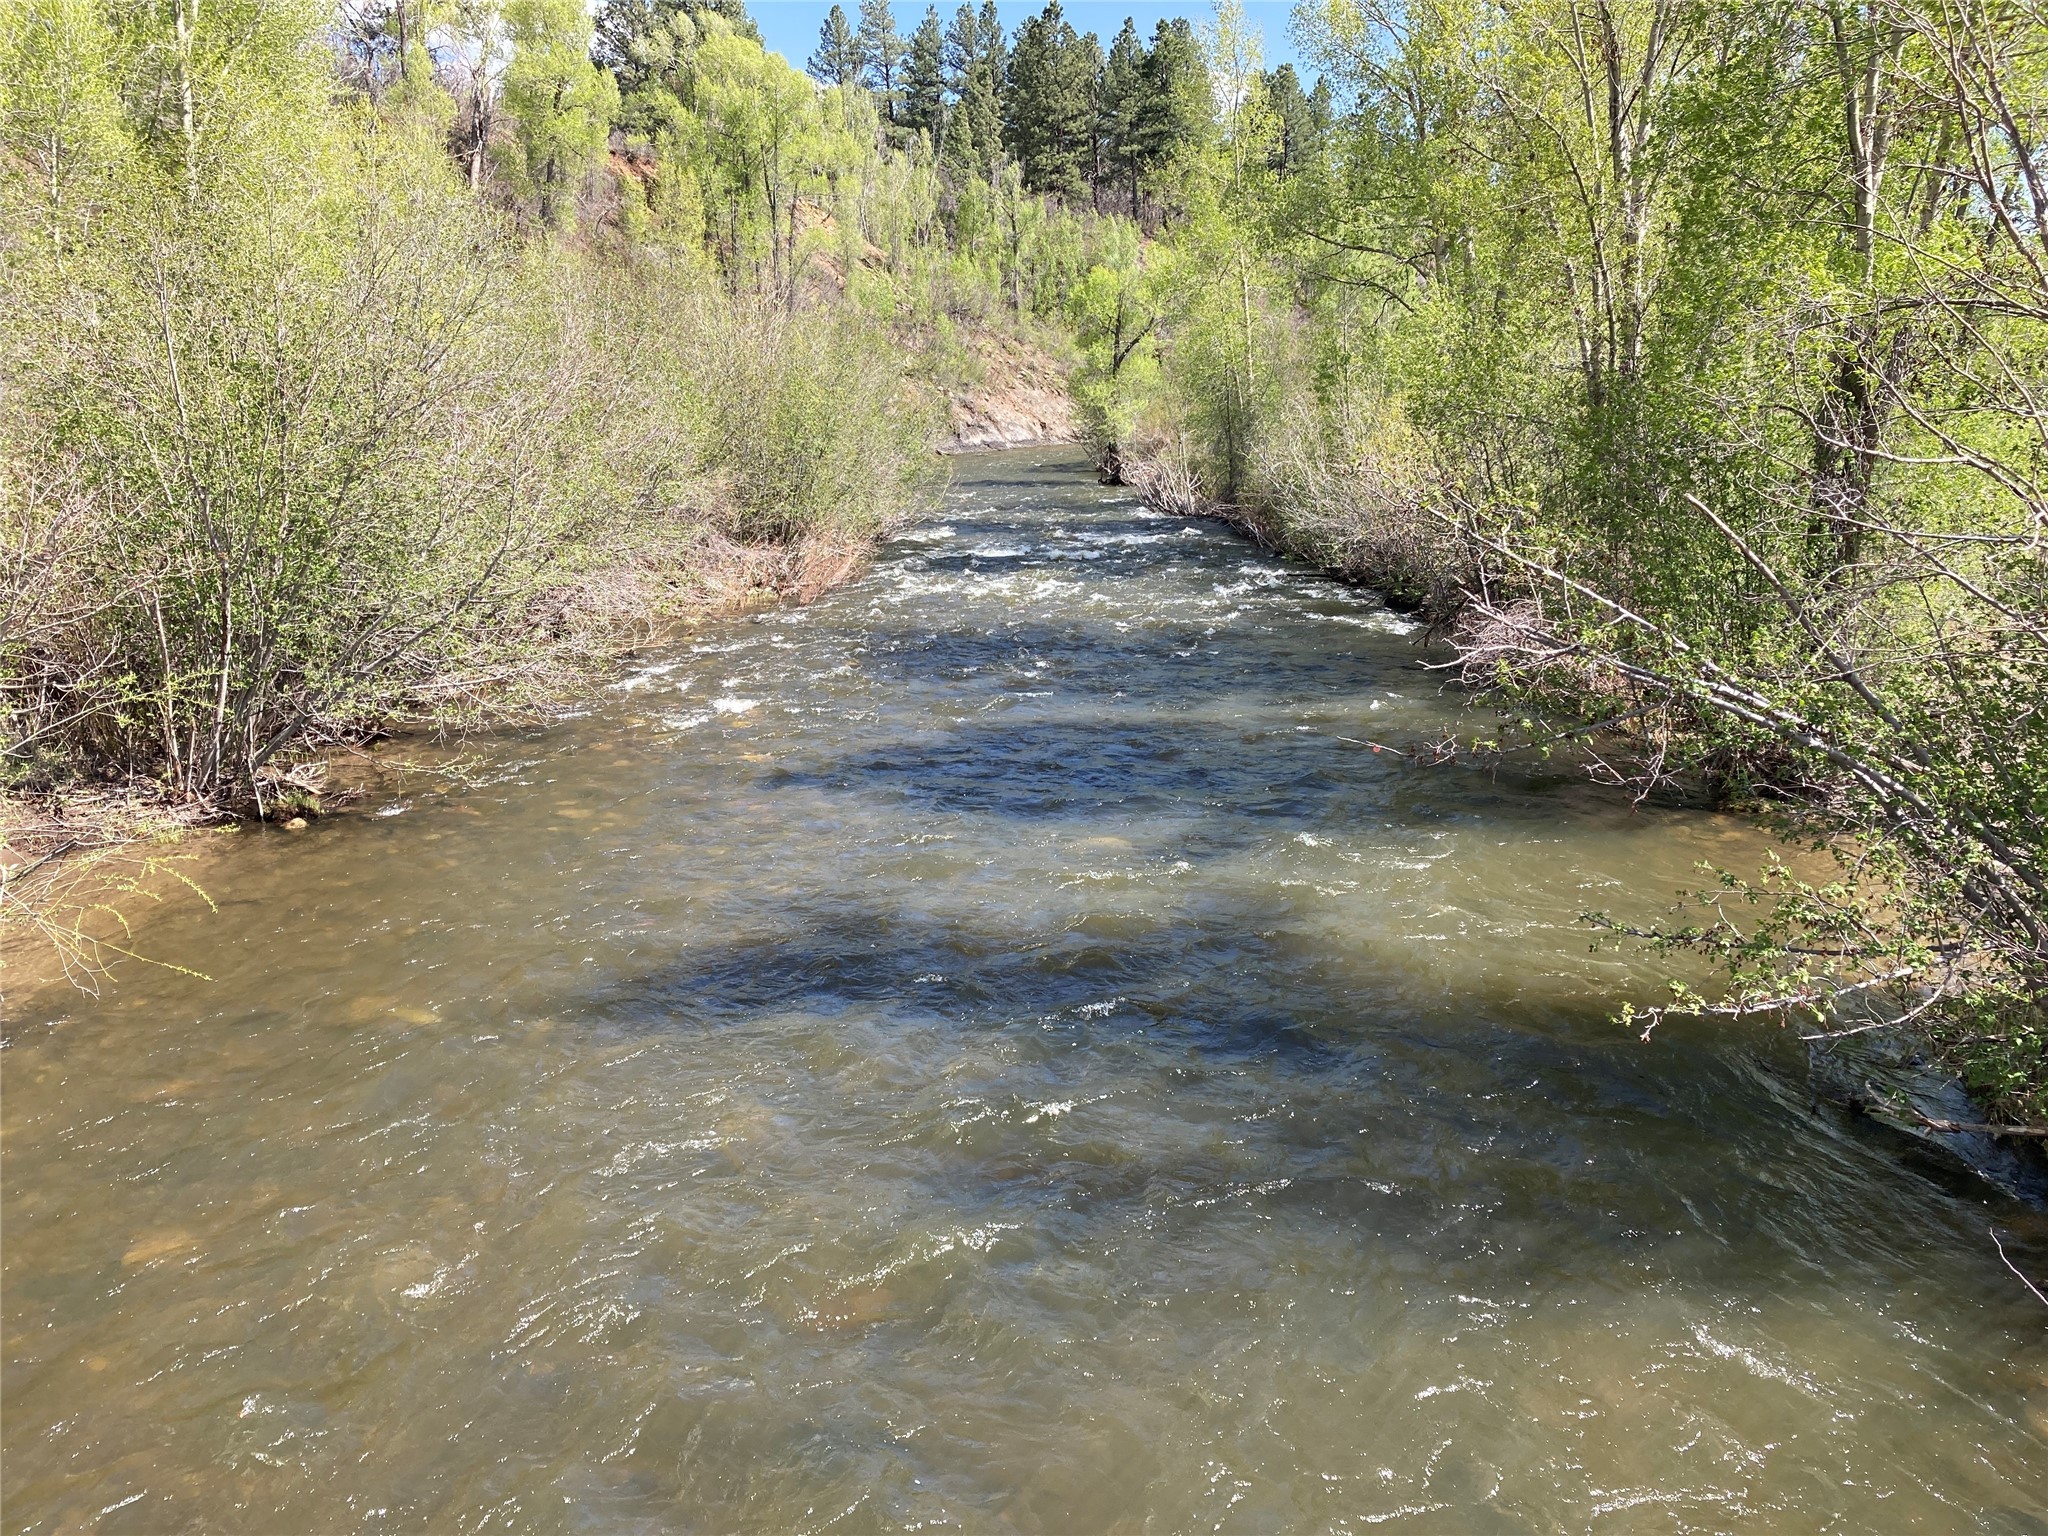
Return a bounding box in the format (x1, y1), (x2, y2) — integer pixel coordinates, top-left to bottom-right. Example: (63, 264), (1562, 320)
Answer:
(500, 0), (618, 227)
(1126, 0), (2048, 1114)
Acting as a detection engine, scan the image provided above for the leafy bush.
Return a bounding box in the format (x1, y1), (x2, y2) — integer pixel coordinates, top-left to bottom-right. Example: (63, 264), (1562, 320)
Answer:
(0, 3), (940, 814)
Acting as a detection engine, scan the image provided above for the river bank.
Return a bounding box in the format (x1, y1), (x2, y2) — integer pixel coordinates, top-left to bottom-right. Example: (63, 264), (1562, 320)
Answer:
(937, 330), (1082, 453)
(0, 517), (894, 989)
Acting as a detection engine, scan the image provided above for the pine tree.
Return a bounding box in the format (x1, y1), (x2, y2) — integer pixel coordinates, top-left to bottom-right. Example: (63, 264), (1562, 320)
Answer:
(595, 0), (759, 85)
(598, 1), (697, 138)
(1133, 16), (1207, 181)
(807, 4), (862, 89)
(857, 0), (905, 122)
(975, 0), (1005, 74)
(1075, 29), (1105, 199)
(1307, 76), (1333, 139)
(939, 91), (979, 179)
(1096, 17), (1147, 213)
(949, 0), (1004, 182)
(1264, 63), (1316, 172)
(942, 3), (978, 92)
(902, 6), (946, 138)
(1003, 1), (1097, 200)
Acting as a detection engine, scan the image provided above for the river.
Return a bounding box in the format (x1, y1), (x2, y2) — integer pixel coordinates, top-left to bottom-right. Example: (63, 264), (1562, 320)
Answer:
(5, 448), (2044, 1532)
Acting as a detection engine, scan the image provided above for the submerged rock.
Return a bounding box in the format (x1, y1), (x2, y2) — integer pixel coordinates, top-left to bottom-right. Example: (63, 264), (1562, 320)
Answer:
(1810, 1027), (2048, 1206)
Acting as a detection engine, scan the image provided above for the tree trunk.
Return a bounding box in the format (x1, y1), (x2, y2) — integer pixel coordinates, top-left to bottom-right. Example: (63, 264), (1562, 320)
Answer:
(175, 0), (200, 204)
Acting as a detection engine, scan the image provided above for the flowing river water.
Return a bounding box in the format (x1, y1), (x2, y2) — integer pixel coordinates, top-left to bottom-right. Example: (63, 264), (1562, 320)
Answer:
(5, 449), (2046, 1534)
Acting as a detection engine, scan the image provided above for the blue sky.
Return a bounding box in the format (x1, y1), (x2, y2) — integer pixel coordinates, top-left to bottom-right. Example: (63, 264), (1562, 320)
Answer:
(748, 1), (1316, 81)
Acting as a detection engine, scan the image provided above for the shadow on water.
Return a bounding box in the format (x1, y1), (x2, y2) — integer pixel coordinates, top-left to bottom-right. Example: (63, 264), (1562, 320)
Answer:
(761, 715), (1634, 826)
(563, 883), (2045, 1274)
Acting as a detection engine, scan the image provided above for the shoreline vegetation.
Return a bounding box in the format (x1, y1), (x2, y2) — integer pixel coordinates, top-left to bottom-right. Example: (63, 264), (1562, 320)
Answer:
(1079, 1), (2046, 1133)
(5, 1), (2044, 1139)
(1110, 447), (2048, 1175)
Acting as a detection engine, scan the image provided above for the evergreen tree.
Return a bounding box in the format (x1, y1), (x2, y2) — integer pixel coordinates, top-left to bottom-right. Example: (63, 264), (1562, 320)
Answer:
(1076, 28), (1105, 200)
(974, 0), (1005, 75)
(1263, 63), (1315, 172)
(942, 2), (978, 92)
(597, 3), (693, 139)
(595, 0), (759, 93)
(901, 7), (946, 139)
(1306, 76), (1333, 141)
(938, 88), (979, 179)
(1003, 1), (1097, 200)
(1133, 16), (1207, 183)
(807, 3), (861, 89)
(947, 0), (1004, 182)
(857, 0), (904, 121)
(1096, 17), (1147, 213)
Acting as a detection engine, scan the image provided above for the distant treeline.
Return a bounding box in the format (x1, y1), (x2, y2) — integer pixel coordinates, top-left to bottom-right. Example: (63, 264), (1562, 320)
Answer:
(799, 0), (1326, 211)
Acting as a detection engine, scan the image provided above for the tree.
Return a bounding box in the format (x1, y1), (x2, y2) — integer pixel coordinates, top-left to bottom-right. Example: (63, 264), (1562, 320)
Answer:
(1004, 0), (1097, 200)
(961, 2), (1007, 181)
(807, 3), (861, 89)
(690, 30), (830, 298)
(901, 6), (946, 139)
(942, 2), (978, 90)
(857, 0), (904, 122)
(938, 89), (979, 180)
(1104, 0), (2048, 1117)
(974, 1), (1005, 69)
(0, 0), (947, 858)
(501, 0), (619, 227)
(1068, 217), (1158, 446)
(1132, 16), (1208, 200)
(600, 1), (709, 142)
(434, 0), (511, 191)
(1263, 63), (1316, 173)
(595, 0), (760, 90)
(336, 1), (434, 100)
(1096, 16), (1147, 212)
(0, 0), (575, 810)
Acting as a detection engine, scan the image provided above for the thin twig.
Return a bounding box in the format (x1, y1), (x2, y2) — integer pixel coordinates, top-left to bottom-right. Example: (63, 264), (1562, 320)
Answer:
(1989, 1227), (2048, 1309)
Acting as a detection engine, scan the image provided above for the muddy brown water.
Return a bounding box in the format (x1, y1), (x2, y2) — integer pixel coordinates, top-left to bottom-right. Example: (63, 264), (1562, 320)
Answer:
(5, 449), (2045, 1533)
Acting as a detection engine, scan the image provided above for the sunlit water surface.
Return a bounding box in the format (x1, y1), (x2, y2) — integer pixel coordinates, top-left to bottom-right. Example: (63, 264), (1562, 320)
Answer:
(6, 449), (2046, 1534)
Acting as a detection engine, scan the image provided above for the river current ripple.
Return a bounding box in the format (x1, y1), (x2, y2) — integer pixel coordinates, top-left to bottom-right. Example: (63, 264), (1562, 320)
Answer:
(5, 448), (2045, 1532)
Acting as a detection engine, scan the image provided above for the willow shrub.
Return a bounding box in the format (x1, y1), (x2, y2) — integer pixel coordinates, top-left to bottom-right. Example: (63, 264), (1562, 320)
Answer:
(0, 7), (938, 814)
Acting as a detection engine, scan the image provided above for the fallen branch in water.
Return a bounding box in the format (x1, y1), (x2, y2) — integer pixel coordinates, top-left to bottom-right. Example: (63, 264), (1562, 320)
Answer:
(1990, 1228), (2048, 1309)
(1904, 1109), (2048, 1138)
(1857, 1082), (2048, 1138)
